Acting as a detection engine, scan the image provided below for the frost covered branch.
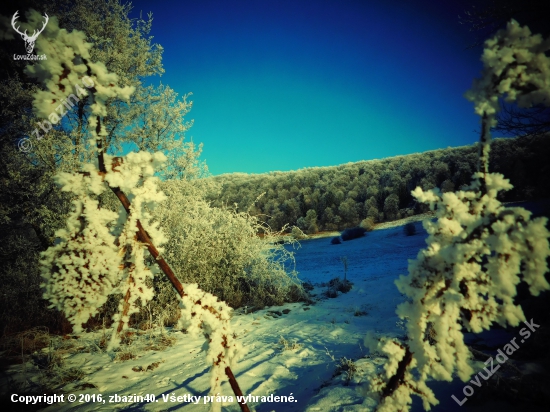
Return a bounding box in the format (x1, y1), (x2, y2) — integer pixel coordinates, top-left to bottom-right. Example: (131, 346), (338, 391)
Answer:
(365, 20), (550, 412)
(31, 13), (249, 412)
(465, 19), (550, 175)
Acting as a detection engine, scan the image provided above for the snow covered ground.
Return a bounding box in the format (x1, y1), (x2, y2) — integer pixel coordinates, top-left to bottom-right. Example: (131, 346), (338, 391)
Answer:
(3, 216), (547, 411)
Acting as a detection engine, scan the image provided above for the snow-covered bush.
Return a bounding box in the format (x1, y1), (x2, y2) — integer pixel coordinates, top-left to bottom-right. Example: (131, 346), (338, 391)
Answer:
(40, 166), (121, 333)
(365, 20), (550, 412)
(155, 179), (305, 309)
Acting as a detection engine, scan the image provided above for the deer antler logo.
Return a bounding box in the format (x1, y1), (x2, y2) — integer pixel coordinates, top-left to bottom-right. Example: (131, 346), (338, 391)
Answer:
(11, 10), (49, 54)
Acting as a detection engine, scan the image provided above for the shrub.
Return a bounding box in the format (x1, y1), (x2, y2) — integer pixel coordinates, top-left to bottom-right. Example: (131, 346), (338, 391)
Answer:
(341, 226), (367, 241)
(278, 336), (302, 351)
(307, 223), (319, 234)
(331, 236), (342, 245)
(324, 277), (353, 297)
(360, 217), (375, 231)
(403, 222), (416, 236)
(155, 180), (305, 309)
(291, 226), (308, 239)
(324, 288), (339, 298)
(302, 280), (315, 292)
(336, 357), (358, 385)
(353, 306), (368, 316)
(330, 277), (353, 293)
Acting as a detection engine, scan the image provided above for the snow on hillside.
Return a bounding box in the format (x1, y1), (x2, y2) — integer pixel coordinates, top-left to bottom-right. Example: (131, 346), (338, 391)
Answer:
(4, 216), (546, 411)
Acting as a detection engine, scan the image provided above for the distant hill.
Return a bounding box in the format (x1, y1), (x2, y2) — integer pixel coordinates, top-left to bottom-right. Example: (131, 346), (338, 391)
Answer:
(205, 134), (550, 233)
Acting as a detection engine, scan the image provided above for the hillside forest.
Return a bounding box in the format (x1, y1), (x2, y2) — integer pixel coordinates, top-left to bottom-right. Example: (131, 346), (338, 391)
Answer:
(207, 134), (550, 233)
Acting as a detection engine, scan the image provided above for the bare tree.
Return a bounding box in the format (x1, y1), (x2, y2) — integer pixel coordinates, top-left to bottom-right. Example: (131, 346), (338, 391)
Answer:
(459, 0), (550, 138)
(459, 0), (550, 49)
(496, 101), (550, 137)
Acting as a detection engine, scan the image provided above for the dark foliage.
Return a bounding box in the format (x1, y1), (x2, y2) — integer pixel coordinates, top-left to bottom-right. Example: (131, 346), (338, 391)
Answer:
(324, 277), (353, 298)
(404, 222), (416, 236)
(331, 236), (342, 245)
(495, 102), (550, 138)
(324, 288), (339, 298)
(330, 277), (353, 293)
(341, 227), (367, 241)
(301, 280), (315, 292)
(459, 0), (550, 49)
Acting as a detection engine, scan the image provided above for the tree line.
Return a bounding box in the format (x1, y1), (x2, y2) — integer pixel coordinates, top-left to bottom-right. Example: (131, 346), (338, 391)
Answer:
(206, 134), (550, 233)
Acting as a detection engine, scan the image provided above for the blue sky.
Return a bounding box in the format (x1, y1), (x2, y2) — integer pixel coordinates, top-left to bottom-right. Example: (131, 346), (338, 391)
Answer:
(130, 0), (485, 175)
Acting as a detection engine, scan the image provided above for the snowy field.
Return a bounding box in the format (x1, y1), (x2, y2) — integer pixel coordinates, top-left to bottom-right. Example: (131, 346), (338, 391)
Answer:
(4, 216), (547, 412)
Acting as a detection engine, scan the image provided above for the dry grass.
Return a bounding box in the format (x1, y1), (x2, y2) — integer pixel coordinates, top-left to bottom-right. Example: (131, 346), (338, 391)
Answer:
(142, 333), (177, 351)
(132, 360), (165, 372)
(2, 320), (180, 397)
(335, 357), (358, 385)
(0, 327), (51, 364)
(112, 327), (177, 362)
(114, 350), (137, 362)
(278, 336), (302, 351)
